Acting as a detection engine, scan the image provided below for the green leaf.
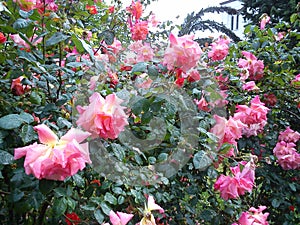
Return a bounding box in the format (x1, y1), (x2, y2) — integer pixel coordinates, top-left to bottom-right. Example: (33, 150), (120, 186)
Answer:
(99, 30), (115, 45)
(132, 62), (148, 74)
(30, 91), (42, 105)
(0, 114), (24, 130)
(100, 202), (111, 215)
(46, 32), (70, 47)
(147, 65), (158, 78)
(158, 153), (168, 162)
(72, 174), (85, 188)
(20, 112), (34, 124)
(54, 187), (67, 197)
(53, 197), (67, 216)
(104, 192), (117, 205)
(11, 189), (24, 202)
(193, 150), (212, 170)
(0, 150), (14, 165)
(94, 209), (104, 224)
(111, 143), (126, 161)
(13, 18), (32, 29)
(19, 9), (34, 19)
(289, 183), (296, 192)
(20, 125), (37, 144)
(271, 198), (281, 208)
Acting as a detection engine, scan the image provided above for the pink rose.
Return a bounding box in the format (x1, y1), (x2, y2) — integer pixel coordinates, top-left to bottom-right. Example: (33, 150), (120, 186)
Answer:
(242, 81), (260, 91)
(14, 124), (91, 181)
(109, 210), (134, 225)
(233, 96), (269, 137)
(208, 37), (230, 61)
(260, 14), (270, 30)
(278, 127), (300, 143)
(131, 20), (149, 41)
(76, 93), (128, 139)
(163, 33), (202, 72)
(233, 206), (269, 225)
(194, 96), (210, 112)
(214, 161), (255, 200)
(273, 141), (300, 170)
(238, 51), (264, 80)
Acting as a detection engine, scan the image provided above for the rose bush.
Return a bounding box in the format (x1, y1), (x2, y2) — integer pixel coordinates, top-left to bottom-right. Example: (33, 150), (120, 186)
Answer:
(0, 0), (299, 225)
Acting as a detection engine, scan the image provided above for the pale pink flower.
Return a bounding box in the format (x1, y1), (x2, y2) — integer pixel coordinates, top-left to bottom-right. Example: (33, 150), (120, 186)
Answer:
(278, 127), (300, 143)
(233, 96), (269, 137)
(242, 81), (260, 91)
(273, 141), (300, 170)
(136, 43), (154, 62)
(89, 75), (99, 91)
(10, 34), (29, 49)
(233, 206), (269, 225)
(275, 32), (284, 41)
(76, 93), (128, 139)
(109, 210), (134, 225)
(208, 37), (230, 61)
(131, 20), (149, 41)
(139, 196), (164, 225)
(149, 13), (160, 27)
(128, 40), (144, 52)
(107, 38), (122, 55)
(214, 161), (255, 200)
(163, 33), (202, 72)
(14, 124), (91, 181)
(135, 73), (153, 89)
(260, 14), (270, 30)
(238, 51), (264, 80)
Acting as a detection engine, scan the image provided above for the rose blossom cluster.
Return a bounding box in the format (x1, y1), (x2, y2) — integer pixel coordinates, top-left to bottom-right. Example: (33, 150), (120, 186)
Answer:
(210, 115), (246, 157)
(208, 36), (230, 61)
(233, 95), (270, 137)
(76, 92), (128, 140)
(273, 127), (300, 170)
(14, 124), (91, 181)
(101, 196), (164, 225)
(214, 161), (255, 200)
(126, 1), (149, 41)
(238, 51), (264, 81)
(13, 0), (58, 13)
(232, 206), (269, 225)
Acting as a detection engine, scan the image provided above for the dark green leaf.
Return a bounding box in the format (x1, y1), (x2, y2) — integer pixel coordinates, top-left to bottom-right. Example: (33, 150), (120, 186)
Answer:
(46, 32), (70, 46)
(94, 209), (104, 223)
(20, 112), (34, 124)
(132, 62), (148, 74)
(13, 18), (32, 29)
(100, 202), (111, 215)
(104, 192), (117, 205)
(39, 179), (56, 195)
(72, 174), (85, 188)
(11, 189), (24, 202)
(53, 197), (67, 216)
(100, 30), (115, 45)
(0, 150), (14, 165)
(147, 65), (158, 78)
(0, 114), (24, 130)
(193, 150), (212, 170)
(20, 125), (37, 144)
(30, 91), (42, 105)
(19, 10), (34, 19)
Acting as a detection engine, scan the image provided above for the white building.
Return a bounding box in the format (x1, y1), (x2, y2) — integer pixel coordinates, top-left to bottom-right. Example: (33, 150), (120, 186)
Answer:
(219, 0), (248, 38)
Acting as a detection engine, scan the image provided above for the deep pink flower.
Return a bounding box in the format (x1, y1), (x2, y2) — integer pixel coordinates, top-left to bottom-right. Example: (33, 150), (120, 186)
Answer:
(260, 14), (270, 30)
(210, 115), (246, 156)
(273, 141), (300, 170)
(233, 96), (269, 137)
(242, 81), (259, 91)
(194, 96), (210, 112)
(208, 37), (230, 61)
(291, 74), (300, 88)
(163, 33), (202, 72)
(187, 69), (201, 82)
(233, 206), (269, 225)
(131, 20), (149, 41)
(76, 93), (128, 139)
(109, 210), (134, 225)
(11, 76), (31, 96)
(126, 0), (143, 20)
(278, 127), (300, 143)
(214, 161), (255, 200)
(238, 51), (264, 80)
(14, 124), (91, 181)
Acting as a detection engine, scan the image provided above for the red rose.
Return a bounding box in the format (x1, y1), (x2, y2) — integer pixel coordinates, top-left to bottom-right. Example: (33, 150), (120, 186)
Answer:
(0, 32), (6, 44)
